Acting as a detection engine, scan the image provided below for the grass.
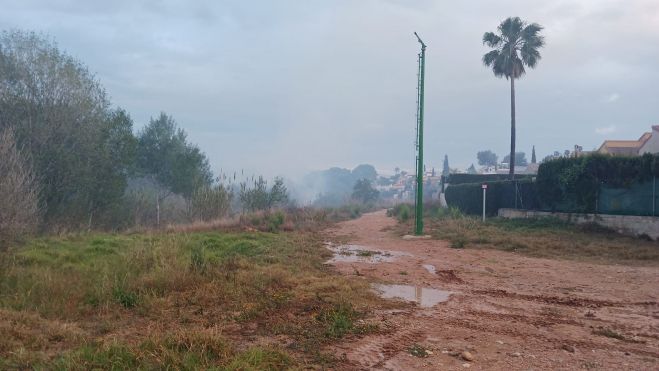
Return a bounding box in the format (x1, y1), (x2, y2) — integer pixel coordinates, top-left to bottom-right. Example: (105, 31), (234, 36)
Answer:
(0, 226), (387, 369)
(393, 204), (659, 265)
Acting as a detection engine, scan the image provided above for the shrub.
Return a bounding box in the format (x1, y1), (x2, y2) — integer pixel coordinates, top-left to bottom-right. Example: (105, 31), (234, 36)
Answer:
(113, 286), (138, 308)
(450, 235), (466, 249)
(267, 211), (285, 232)
(536, 153), (659, 213)
(0, 128), (41, 245)
(388, 204), (412, 222)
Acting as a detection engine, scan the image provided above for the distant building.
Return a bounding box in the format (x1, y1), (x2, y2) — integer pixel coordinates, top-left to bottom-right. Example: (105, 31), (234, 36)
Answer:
(639, 125), (659, 155)
(598, 131), (651, 156)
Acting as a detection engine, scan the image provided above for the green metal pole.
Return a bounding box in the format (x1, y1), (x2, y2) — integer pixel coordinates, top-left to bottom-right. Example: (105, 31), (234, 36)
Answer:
(414, 33), (426, 235)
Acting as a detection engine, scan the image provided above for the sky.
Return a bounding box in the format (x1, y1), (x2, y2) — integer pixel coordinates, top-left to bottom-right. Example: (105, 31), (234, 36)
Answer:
(2, 0), (658, 178)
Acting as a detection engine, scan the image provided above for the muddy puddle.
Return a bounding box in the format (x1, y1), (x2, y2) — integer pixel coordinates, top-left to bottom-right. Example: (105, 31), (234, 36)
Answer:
(372, 284), (452, 307)
(324, 243), (411, 264)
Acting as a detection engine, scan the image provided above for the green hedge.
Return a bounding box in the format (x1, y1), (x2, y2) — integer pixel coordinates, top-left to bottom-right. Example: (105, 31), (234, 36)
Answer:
(446, 173), (533, 185)
(536, 153), (659, 213)
(445, 180), (538, 216)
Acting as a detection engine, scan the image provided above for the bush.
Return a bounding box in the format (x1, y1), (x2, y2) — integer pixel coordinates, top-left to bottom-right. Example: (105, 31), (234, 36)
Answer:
(267, 211), (285, 232)
(536, 153), (659, 213)
(388, 204), (412, 222)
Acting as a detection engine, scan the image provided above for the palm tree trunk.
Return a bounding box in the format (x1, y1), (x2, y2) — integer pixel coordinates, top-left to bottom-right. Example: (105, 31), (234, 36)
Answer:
(509, 77), (516, 179)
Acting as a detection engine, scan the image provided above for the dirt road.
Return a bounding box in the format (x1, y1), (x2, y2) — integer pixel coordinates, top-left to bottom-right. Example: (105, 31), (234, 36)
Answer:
(326, 210), (659, 370)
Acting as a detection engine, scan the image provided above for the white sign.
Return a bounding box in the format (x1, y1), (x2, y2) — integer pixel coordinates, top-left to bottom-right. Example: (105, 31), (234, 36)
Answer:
(482, 184), (488, 189)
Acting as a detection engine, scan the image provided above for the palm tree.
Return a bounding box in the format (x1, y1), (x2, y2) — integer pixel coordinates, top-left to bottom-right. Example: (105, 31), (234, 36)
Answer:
(482, 17), (544, 177)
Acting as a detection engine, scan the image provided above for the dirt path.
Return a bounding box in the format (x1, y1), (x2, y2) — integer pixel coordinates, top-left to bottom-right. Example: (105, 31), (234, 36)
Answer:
(326, 210), (659, 370)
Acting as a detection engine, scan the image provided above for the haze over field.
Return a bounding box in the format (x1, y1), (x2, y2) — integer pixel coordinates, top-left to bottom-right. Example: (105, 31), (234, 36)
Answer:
(3, 0), (658, 176)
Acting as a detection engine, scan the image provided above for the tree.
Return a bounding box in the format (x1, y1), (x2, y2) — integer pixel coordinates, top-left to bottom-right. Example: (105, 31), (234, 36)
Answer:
(0, 30), (133, 227)
(477, 150), (498, 169)
(85, 108), (137, 228)
(0, 128), (40, 244)
(467, 164), (478, 174)
(136, 112), (213, 225)
(442, 155), (450, 176)
(269, 177), (289, 208)
(352, 179), (379, 204)
(352, 164), (377, 182)
(502, 152), (528, 167)
(239, 176), (289, 212)
(531, 145), (537, 164)
(483, 17), (544, 177)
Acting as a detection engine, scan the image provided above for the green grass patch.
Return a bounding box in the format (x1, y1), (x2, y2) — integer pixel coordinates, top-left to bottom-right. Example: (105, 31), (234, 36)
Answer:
(0, 228), (386, 369)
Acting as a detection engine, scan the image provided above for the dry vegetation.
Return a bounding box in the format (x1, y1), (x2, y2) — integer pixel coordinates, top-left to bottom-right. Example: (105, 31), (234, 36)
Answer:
(391, 204), (659, 265)
(0, 128), (41, 246)
(0, 209), (386, 369)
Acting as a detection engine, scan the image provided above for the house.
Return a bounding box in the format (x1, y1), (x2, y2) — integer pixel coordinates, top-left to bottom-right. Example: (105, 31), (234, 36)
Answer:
(639, 125), (659, 154)
(598, 132), (651, 156)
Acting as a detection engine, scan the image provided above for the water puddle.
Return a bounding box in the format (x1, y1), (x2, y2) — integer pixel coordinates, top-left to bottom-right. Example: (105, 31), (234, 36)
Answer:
(324, 243), (411, 264)
(372, 284), (452, 307)
(422, 264), (436, 274)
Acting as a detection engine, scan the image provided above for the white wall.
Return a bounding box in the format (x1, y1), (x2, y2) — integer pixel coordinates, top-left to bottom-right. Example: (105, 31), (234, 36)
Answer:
(640, 130), (659, 154)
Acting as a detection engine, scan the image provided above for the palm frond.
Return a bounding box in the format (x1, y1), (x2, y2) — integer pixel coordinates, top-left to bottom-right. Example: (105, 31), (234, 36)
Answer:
(522, 23), (543, 39)
(498, 17), (524, 40)
(482, 32), (502, 47)
(520, 43), (541, 68)
(482, 50), (499, 67)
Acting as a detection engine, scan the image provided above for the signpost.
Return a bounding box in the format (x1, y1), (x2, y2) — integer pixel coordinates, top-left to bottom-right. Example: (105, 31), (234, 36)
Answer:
(482, 184), (487, 222)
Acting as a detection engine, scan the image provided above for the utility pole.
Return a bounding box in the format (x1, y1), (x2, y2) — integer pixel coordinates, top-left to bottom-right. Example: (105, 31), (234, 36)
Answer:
(414, 32), (426, 236)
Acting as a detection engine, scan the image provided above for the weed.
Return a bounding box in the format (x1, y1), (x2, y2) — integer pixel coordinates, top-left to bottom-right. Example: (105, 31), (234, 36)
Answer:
(113, 287), (138, 308)
(450, 235), (466, 249)
(408, 343), (430, 358)
(190, 245), (206, 272)
(593, 327), (625, 340)
(318, 302), (357, 339)
(226, 347), (294, 370)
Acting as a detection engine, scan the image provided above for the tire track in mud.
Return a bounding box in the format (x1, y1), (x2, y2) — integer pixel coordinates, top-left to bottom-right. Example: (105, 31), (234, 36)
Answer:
(343, 326), (426, 369)
(472, 289), (659, 308)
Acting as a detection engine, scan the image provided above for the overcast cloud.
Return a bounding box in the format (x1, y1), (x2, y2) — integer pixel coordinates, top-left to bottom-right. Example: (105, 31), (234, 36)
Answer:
(2, 0), (658, 177)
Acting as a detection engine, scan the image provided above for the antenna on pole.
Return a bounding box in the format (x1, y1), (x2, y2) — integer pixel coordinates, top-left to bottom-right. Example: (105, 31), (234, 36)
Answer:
(413, 32), (427, 236)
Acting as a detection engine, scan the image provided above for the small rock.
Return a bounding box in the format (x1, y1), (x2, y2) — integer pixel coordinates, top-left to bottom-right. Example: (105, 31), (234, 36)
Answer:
(462, 363), (471, 368)
(461, 351), (475, 362)
(426, 350), (434, 355)
(510, 352), (522, 357)
(449, 351), (461, 357)
(495, 340), (504, 345)
(561, 344), (575, 353)
(624, 352), (630, 356)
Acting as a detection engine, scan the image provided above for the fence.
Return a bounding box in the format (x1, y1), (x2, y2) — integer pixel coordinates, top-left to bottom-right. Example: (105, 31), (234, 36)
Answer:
(598, 178), (658, 216)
